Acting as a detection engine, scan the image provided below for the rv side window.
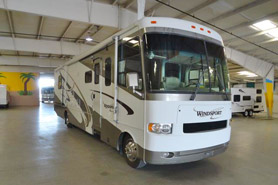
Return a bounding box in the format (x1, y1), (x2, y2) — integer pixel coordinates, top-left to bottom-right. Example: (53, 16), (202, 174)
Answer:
(85, 71), (92, 83)
(105, 58), (112, 86)
(257, 89), (262, 94)
(58, 75), (62, 89)
(243, 96), (251, 101)
(234, 95), (240, 102)
(118, 37), (143, 90)
(95, 63), (100, 84)
(256, 96), (262, 103)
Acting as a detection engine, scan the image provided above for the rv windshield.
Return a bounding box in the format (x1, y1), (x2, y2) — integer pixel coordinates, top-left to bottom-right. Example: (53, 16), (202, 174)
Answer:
(143, 33), (229, 93)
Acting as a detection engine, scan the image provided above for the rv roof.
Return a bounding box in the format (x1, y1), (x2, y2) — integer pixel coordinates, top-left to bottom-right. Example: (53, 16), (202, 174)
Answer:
(56, 17), (223, 70)
(138, 17), (222, 42)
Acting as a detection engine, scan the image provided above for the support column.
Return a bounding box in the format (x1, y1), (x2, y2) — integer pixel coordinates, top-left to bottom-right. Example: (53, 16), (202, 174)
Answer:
(137, 0), (146, 20)
(263, 66), (274, 118)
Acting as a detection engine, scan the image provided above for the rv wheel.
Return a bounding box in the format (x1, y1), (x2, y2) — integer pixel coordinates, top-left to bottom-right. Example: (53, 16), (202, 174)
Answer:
(248, 110), (253, 117)
(123, 135), (146, 169)
(64, 112), (73, 128)
(243, 110), (249, 117)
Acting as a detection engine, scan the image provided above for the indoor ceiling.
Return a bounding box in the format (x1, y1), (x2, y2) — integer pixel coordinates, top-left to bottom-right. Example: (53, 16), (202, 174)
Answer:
(0, 0), (277, 80)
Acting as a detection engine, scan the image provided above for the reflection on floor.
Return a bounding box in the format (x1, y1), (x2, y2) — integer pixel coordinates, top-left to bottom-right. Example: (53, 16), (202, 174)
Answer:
(0, 103), (277, 185)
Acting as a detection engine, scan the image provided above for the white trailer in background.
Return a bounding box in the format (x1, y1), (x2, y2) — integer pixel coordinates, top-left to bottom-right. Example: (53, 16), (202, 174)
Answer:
(231, 87), (264, 117)
(0, 84), (9, 108)
(54, 17), (231, 168)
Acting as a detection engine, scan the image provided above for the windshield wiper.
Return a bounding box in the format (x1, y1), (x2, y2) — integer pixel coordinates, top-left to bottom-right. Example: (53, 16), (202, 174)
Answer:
(190, 70), (205, 101)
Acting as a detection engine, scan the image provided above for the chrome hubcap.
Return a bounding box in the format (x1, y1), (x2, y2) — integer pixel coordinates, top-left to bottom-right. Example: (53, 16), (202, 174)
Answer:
(125, 140), (138, 162)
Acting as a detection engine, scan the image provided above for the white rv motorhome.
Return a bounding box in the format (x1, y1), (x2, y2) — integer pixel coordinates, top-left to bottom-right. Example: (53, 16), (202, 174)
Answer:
(41, 87), (54, 103)
(0, 84), (9, 108)
(231, 87), (264, 117)
(54, 17), (231, 168)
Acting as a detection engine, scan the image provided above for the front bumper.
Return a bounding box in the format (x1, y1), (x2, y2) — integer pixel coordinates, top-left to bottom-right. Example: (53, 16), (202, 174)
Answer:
(144, 142), (228, 165)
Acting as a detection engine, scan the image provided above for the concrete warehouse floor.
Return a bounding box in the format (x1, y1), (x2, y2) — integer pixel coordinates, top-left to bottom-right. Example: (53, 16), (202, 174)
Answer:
(0, 103), (277, 185)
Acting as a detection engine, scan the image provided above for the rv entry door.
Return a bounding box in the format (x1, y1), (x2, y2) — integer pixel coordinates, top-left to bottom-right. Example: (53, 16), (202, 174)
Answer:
(92, 59), (102, 129)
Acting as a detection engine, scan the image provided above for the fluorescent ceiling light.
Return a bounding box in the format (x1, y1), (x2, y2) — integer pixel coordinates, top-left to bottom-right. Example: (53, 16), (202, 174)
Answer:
(85, 36), (93, 42)
(253, 20), (276, 31)
(123, 37), (131, 41)
(237, 71), (258, 78)
(251, 20), (278, 38)
(123, 37), (138, 44)
(267, 28), (278, 38)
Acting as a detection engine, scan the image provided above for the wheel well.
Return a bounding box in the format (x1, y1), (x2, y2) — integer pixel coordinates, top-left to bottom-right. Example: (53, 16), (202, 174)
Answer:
(117, 132), (131, 155)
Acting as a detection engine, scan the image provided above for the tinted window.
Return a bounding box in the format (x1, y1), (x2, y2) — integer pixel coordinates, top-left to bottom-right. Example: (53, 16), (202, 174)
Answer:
(234, 95), (240, 102)
(85, 71), (92, 83)
(243, 96), (251, 101)
(256, 96), (262, 103)
(95, 63), (100, 84)
(105, 58), (111, 86)
(118, 37), (143, 90)
(257, 89), (262, 94)
(144, 33), (208, 92)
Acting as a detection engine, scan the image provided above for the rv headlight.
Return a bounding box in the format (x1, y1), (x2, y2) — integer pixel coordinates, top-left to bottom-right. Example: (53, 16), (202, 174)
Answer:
(148, 123), (172, 134)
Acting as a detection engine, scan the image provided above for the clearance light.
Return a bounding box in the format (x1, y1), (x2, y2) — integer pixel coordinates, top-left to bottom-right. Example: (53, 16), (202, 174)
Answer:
(200, 28), (204, 31)
(237, 71), (258, 77)
(191, 25), (196, 29)
(148, 123), (172, 134)
(151, 21), (157, 24)
(207, 30), (211, 33)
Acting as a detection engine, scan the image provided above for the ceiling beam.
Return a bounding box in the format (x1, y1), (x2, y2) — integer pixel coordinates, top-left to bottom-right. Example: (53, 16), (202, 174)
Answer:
(5, 9), (20, 56)
(37, 16), (44, 39)
(176, 0), (218, 19)
(144, 0), (170, 16)
(207, 0), (271, 23)
(75, 24), (94, 43)
(0, 36), (92, 56)
(6, 10), (15, 38)
(59, 21), (73, 41)
(0, 0), (137, 29)
(224, 27), (278, 44)
(224, 11), (278, 32)
(112, 0), (119, 6)
(125, 0), (136, 9)
(225, 47), (274, 78)
(0, 56), (65, 68)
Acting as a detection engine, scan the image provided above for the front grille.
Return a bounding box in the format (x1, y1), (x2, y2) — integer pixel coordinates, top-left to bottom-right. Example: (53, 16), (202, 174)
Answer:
(183, 120), (227, 133)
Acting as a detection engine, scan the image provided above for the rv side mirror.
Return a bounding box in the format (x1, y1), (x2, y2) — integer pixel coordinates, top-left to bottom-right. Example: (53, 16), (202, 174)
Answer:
(126, 72), (138, 92)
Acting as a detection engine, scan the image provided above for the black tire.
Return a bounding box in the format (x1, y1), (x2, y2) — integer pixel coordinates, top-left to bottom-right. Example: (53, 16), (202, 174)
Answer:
(5, 103), (9, 108)
(243, 110), (249, 117)
(123, 135), (146, 169)
(248, 110), (253, 117)
(64, 112), (73, 128)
